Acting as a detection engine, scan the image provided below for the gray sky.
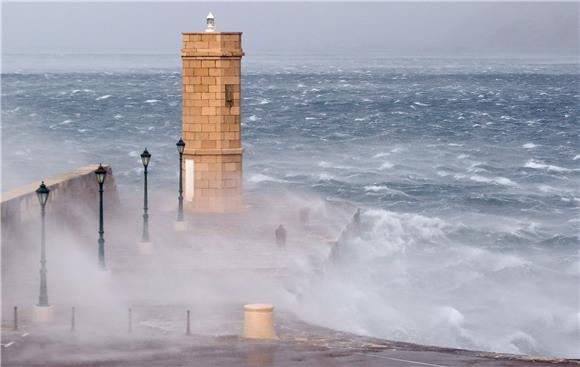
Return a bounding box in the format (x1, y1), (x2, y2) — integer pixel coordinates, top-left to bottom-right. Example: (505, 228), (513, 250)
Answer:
(2, 2), (578, 57)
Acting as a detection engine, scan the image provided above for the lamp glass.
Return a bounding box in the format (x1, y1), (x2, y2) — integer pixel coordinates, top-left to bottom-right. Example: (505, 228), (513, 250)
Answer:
(176, 139), (185, 154)
(140, 149), (151, 167)
(95, 164), (107, 184)
(36, 181), (50, 206)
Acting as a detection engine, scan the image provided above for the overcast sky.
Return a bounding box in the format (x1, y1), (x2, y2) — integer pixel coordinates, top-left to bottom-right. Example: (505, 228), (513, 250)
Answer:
(2, 2), (578, 57)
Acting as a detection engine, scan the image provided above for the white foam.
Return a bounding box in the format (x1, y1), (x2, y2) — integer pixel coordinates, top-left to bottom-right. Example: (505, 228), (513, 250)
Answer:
(379, 162), (394, 170)
(525, 159), (573, 173)
(522, 143), (537, 149)
(247, 174), (286, 184)
(144, 99), (159, 103)
(373, 152), (390, 158)
(414, 102), (429, 107)
(364, 185), (410, 197)
(470, 175), (518, 186)
(96, 95), (111, 100)
(573, 155), (580, 161)
(457, 154), (469, 159)
(248, 115), (258, 122)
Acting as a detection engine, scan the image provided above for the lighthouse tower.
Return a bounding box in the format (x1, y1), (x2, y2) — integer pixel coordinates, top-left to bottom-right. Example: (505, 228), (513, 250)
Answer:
(180, 13), (244, 212)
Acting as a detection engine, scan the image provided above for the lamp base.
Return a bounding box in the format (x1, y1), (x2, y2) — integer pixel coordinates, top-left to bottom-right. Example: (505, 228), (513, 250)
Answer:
(174, 221), (187, 232)
(33, 305), (54, 323)
(138, 241), (153, 255)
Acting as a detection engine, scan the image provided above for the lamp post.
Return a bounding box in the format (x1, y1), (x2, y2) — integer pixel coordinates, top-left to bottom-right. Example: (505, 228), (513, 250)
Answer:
(36, 182), (50, 306)
(176, 138), (185, 223)
(95, 164), (107, 270)
(32, 181), (54, 322)
(140, 149), (151, 243)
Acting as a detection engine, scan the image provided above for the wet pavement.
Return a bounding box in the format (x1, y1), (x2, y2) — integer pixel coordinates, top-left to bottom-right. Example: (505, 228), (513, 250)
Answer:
(2, 319), (578, 367)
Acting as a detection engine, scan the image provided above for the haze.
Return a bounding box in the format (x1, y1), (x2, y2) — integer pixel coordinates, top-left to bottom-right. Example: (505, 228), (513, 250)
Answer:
(2, 1), (579, 58)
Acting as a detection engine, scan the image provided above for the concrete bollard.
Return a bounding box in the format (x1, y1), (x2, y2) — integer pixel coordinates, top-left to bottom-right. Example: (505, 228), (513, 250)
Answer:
(13, 306), (18, 331)
(244, 304), (276, 339)
(32, 305), (54, 323)
(71, 306), (76, 332)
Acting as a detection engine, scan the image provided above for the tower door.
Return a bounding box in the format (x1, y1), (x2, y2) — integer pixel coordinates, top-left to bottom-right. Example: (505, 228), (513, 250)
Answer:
(185, 159), (195, 201)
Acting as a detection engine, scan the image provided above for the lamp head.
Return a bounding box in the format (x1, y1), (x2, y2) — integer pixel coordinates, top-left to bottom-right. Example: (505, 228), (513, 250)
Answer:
(95, 163), (107, 184)
(176, 138), (186, 154)
(36, 181), (50, 206)
(141, 148), (151, 168)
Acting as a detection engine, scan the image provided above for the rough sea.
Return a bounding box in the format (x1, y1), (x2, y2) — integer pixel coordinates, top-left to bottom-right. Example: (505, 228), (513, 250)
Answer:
(2, 54), (579, 357)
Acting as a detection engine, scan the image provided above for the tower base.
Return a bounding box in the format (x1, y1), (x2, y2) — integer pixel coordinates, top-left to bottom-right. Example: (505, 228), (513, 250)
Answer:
(33, 305), (54, 322)
(187, 194), (245, 213)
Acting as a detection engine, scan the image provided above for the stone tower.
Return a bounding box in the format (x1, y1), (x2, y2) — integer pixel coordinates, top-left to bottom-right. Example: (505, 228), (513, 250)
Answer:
(180, 14), (244, 212)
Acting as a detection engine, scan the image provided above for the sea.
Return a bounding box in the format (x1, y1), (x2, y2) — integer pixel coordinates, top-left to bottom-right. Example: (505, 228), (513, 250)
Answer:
(1, 53), (579, 357)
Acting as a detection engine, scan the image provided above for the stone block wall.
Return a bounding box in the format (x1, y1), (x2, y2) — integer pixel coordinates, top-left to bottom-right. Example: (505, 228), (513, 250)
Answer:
(0, 164), (119, 243)
(181, 32), (244, 212)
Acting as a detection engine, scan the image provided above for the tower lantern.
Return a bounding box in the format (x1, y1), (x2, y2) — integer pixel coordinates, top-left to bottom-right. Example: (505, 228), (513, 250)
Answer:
(206, 12), (216, 32)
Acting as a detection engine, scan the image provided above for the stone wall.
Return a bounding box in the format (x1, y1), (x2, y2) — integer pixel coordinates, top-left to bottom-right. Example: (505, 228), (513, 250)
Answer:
(181, 31), (244, 212)
(0, 164), (119, 242)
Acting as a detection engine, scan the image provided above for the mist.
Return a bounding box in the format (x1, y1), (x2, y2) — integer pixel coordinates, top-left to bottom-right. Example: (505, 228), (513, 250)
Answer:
(1, 1), (579, 364)
(2, 2), (579, 58)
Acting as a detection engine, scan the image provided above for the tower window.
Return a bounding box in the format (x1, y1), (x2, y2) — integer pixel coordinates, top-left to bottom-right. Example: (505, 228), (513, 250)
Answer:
(225, 84), (234, 107)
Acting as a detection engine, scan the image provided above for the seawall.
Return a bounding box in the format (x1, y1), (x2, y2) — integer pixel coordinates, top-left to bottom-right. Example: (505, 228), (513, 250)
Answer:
(0, 164), (119, 242)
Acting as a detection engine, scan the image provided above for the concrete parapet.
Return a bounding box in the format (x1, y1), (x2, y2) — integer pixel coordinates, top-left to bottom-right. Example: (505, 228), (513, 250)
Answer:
(0, 164), (119, 242)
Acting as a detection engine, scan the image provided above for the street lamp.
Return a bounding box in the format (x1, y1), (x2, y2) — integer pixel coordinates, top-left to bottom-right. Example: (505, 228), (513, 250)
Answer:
(95, 164), (107, 270)
(176, 138), (186, 227)
(140, 149), (151, 243)
(36, 182), (50, 306)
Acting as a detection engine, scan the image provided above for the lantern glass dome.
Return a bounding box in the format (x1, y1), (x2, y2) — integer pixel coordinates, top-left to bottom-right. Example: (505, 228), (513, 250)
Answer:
(176, 138), (185, 154)
(141, 149), (151, 168)
(36, 181), (50, 206)
(95, 164), (107, 184)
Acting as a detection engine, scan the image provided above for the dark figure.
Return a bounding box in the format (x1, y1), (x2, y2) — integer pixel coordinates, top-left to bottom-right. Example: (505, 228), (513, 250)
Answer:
(353, 208), (361, 225)
(275, 225), (287, 246)
(299, 208), (310, 225)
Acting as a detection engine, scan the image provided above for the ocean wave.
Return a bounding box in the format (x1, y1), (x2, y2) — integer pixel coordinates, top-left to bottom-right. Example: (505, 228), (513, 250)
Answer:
(364, 185), (410, 197)
(469, 175), (518, 187)
(247, 174), (287, 184)
(524, 159), (573, 173)
(379, 162), (394, 170)
(95, 95), (111, 100)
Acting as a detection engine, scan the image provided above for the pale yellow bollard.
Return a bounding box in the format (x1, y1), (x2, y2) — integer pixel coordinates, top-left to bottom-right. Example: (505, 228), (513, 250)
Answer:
(244, 304), (276, 339)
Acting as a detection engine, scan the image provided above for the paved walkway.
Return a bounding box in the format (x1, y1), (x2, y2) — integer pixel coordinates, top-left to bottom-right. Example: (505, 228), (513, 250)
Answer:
(1, 191), (577, 366)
